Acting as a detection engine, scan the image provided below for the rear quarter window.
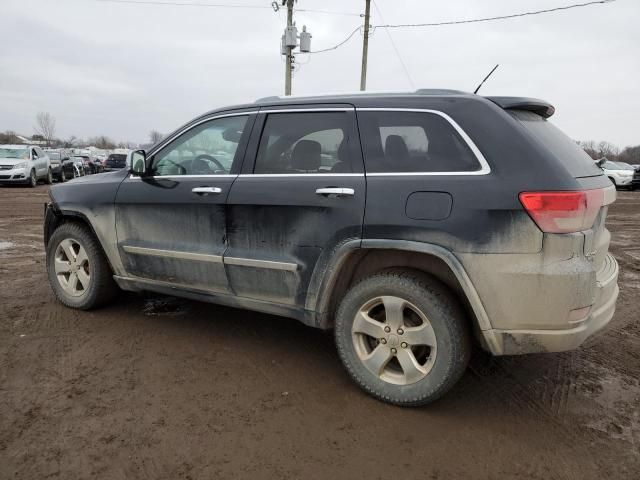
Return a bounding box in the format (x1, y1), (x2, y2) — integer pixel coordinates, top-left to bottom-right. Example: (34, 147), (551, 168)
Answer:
(358, 111), (481, 173)
(510, 110), (602, 178)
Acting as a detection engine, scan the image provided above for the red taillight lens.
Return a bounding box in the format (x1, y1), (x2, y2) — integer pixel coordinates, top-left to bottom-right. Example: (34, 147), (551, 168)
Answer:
(519, 189), (604, 233)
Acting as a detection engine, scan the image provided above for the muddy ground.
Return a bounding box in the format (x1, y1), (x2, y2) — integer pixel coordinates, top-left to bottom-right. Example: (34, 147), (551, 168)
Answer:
(0, 184), (638, 479)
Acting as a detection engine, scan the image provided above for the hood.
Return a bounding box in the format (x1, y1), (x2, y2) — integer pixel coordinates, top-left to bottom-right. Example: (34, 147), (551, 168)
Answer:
(0, 158), (24, 167)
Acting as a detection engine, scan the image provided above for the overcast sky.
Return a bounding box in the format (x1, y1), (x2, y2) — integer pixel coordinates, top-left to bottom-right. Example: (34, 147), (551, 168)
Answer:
(1, 0), (638, 147)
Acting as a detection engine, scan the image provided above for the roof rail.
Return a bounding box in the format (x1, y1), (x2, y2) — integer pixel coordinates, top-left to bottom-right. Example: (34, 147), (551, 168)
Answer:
(254, 88), (470, 103)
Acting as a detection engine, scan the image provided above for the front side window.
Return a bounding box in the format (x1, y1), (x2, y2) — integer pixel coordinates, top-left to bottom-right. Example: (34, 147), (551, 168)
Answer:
(254, 112), (352, 174)
(359, 111), (481, 173)
(31, 149), (39, 159)
(151, 115), (249, 176)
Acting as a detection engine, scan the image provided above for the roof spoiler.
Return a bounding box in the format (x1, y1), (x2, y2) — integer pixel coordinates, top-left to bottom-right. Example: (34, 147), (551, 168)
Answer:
(486, 96), (555, 118)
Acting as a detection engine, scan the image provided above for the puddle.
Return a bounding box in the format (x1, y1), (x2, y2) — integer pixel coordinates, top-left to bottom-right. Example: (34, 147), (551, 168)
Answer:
(0, 241), (15, 251)
(142, 297), (188, 317)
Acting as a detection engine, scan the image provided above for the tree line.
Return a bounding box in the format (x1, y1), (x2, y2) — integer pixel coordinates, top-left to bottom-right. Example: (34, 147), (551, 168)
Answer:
(0, 112), (164, 150)
(578, 140), (640, 164)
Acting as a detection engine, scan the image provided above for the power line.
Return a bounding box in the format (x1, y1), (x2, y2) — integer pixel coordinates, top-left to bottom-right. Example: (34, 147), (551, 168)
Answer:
(309, 0), (616, 54)
(374, 0), (615, 30)
(372, 0), (414, 90)
(95, 0), (362, 15)
(95, 0), (272, 9)
(309, 26), (362, 54)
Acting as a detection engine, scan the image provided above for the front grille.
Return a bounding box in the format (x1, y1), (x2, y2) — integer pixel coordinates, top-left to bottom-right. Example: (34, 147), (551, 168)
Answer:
(633, 169), (640, 185)
(0, 165), (14, 170)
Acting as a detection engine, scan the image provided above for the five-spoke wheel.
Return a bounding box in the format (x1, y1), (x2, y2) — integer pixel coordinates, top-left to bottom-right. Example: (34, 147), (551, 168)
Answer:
(54, 238), (91, 296)
(335, 270), (470, 406)
(352, 296), (437, 385)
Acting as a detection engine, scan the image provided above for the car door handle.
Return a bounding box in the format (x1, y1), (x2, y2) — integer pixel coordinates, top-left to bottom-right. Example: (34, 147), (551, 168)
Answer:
(315, 187), (355, 197)
(192, 186), (222, 195)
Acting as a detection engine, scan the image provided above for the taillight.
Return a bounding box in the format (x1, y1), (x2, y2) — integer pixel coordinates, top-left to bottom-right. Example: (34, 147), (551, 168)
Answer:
(519, 189), (604, 233)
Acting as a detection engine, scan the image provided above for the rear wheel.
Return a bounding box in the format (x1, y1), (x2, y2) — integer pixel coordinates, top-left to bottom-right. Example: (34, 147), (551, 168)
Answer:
(46, 222), (118, 309)
(45, 168), (53, 185)
(335, 269), (471, 406)
(59, 168), (66, 183)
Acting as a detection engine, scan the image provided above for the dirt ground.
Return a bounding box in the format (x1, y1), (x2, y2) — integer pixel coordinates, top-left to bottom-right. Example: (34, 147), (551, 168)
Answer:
(0, 184), (638, 480)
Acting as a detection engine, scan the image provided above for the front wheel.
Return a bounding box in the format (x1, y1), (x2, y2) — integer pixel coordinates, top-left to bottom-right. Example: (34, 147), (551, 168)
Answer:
(46, 222), (118, 309)
(28, 169), (37, 187)
(335, 270), (471, 406)
(45, 168), (53, 185)
(59, 168), (66, 183)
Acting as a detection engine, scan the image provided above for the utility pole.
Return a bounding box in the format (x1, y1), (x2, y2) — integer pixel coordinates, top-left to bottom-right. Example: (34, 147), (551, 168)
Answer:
(285, 0), (295, 96)
(360, 0), (371, 91)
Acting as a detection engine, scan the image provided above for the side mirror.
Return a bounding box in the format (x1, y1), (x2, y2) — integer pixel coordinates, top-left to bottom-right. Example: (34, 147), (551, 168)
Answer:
(596, 158), (607, 168)
(129, 150), (147, 175)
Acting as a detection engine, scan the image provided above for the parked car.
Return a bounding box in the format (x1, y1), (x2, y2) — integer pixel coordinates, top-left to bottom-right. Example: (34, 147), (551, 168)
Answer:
(0, 144), (52, 187)
(45, 151), (72, 182)
(71, 155), (98, 175)
(103, 153), (128, 172)
(43, 91), (619, 406)
(597, 159), (635, 189)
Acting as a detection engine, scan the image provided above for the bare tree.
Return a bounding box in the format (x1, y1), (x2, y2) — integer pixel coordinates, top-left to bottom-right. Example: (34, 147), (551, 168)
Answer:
(596, 141), (619, 160)
(149, 130), (164, 144)
(34, 112), (57, 147)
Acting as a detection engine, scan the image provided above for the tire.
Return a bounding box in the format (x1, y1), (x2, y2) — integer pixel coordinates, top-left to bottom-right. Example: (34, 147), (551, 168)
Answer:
(59, 168), (66, 183)
(45, 168), (53, 185)
(334, 269), (471, 407)
(46, 222), (118, 310)
(28, 169), (37, 188)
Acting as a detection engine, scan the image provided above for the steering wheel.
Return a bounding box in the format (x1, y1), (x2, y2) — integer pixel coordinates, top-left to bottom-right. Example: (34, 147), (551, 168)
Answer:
(192, 154), (225, 174)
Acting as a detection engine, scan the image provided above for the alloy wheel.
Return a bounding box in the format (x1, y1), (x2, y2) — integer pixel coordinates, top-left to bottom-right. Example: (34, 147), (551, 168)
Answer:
(54, 238), (91, 297)
(351, 296), (437, 385)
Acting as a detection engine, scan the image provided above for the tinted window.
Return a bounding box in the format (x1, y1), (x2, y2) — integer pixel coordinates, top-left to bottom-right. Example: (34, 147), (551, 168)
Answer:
(151, 115), (248, 176)
(48, 152), (61, 160)
(359, 111), (481, 173)
(106, 154), (127, 167)
(254, 112), (352, 174)
(511, 110), (602, 177)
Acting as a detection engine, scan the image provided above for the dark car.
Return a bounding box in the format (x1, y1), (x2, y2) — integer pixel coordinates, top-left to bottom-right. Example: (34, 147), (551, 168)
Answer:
(43, 90), (619, 406)
(70, 155), (98, 175)
(46, 150), (76, 182)
(103, 153), (128, 172)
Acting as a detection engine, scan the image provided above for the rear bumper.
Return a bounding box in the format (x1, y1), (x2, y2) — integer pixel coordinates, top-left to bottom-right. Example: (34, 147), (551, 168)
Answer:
(479, 253), (619, 355)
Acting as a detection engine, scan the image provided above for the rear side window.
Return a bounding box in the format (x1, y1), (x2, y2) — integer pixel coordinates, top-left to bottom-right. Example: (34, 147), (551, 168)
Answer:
(254, 112), (353, 174)
(359, 111), (481, 173)
(510, 110), (602, 177)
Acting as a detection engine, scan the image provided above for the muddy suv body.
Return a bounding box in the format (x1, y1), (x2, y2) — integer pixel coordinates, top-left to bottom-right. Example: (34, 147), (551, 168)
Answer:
(44, 90), (619, 405)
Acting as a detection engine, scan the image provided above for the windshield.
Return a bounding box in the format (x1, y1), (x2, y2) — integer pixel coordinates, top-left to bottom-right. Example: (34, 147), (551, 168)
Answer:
(613, 161), (635, 171)
(510, 111), (602, 177)
(0, 147), (29, 159)
(48, 152), (60, 160)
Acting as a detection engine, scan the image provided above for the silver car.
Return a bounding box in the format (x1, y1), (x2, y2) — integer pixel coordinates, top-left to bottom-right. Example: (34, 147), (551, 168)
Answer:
(0, 145), (52, 187)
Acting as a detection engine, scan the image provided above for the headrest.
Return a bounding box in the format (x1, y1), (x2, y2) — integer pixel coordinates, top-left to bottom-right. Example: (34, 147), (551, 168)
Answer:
(292, 140), (321, 171)
(384, 135), (410, 161)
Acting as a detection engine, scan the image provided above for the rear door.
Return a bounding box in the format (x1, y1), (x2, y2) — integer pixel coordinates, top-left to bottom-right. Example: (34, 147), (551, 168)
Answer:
(115, 111), (255, 294)
(225, 106), (366, 308)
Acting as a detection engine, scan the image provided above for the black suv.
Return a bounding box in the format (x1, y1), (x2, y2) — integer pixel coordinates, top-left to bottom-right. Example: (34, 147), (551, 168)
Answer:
(103, 153), (128, 172)
(44, 91), (619, 406)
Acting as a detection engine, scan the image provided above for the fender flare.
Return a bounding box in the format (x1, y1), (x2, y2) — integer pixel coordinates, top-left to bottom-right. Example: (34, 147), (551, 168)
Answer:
(312, 239), (494, 336)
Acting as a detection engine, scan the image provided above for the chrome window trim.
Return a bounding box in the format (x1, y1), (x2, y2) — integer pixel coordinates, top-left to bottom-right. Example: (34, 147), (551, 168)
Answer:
(259, 107), (354, 113)
(356, 107), (491, 176)
(123, 246), (223, 263)
(128, 174), (238, 180)
(224, 257), (298, 272)
(145, 110), (258, 162)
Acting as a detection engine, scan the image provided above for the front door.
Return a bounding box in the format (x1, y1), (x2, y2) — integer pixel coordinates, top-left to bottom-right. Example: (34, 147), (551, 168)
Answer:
(115, 112), (255, 294)
(225, 107), (366, 308)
